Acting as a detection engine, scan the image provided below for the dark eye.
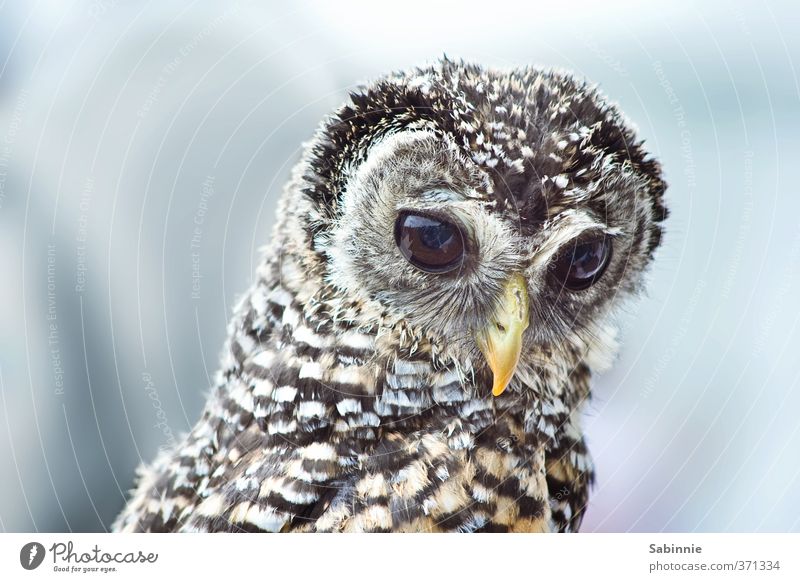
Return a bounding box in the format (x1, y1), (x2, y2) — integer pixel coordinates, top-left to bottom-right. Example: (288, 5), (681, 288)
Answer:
(551, 237), (612, 291)
(394, 211), (466, 273)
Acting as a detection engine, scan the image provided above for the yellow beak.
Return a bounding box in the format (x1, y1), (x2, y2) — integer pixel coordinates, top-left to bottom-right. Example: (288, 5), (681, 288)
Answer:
(475, 273), (530, 396)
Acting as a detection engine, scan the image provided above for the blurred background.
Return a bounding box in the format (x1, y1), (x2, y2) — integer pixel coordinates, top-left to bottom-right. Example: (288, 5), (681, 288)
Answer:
(0, 0), (798, 533)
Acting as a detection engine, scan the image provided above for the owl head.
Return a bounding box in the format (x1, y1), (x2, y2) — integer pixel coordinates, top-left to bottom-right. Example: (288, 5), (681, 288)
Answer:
(275, 58), (667, 401)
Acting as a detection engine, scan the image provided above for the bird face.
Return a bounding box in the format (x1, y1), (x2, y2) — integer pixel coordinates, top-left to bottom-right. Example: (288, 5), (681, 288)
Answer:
(304, 60), (667, 398)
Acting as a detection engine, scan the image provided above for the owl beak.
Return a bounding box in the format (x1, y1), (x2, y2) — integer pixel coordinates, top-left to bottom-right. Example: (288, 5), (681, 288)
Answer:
(475, 273), (530, 397)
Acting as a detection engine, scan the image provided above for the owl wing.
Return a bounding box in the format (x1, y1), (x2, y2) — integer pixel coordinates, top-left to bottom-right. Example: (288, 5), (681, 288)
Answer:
(112, 448), (202, 533)
(176, 445), (298, 533)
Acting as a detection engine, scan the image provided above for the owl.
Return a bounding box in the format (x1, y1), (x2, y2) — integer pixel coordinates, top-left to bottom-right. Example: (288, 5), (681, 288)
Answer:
(114, 58), (666, 533)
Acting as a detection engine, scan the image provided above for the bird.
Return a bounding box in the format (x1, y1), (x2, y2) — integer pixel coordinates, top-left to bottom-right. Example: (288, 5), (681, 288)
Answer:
(113, 58), (667, 533)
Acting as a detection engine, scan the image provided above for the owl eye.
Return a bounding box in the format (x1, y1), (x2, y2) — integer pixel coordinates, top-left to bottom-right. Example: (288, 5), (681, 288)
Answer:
(551, 237), (612, 291)
(394, 211), (466, 274)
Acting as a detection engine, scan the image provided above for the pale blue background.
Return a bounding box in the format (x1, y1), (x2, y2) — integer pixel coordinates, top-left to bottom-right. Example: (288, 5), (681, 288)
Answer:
(0, 0), (798, 532)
